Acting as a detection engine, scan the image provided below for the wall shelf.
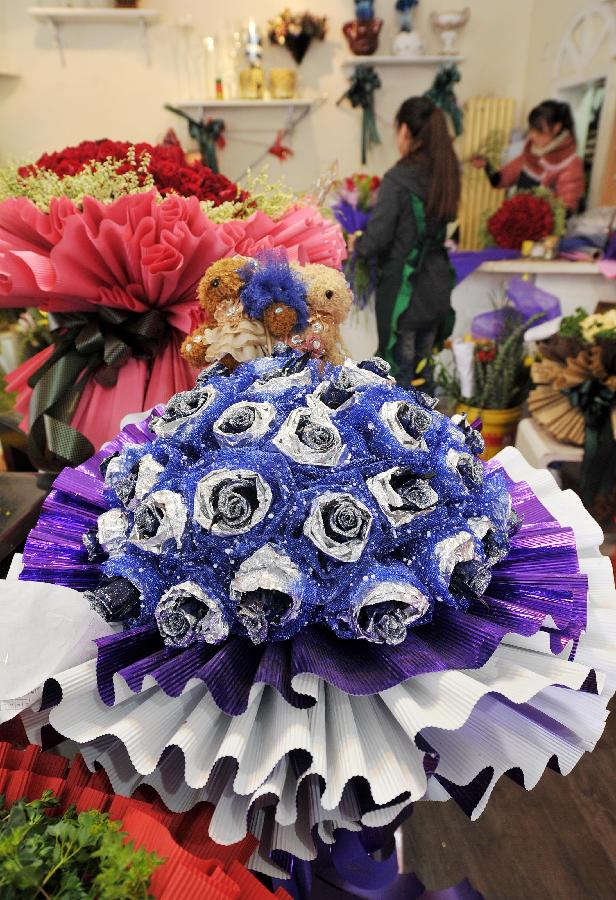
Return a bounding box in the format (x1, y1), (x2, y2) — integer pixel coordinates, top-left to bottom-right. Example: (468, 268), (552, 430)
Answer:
(342, 54), (464, 66)
(28, 6), (159, 66)
(173, 98), (322, 111)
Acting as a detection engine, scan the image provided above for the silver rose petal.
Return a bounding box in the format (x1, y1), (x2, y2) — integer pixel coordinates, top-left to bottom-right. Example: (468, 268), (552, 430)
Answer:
(379, 401), (431, 451)
(155, 581), (228, 648)
(343, 359), (395, 388)
(194, 468), (272, 534)
(303, 491), (372, 562)
(149, 385), (218, 437)
(250, 368), (313, 395)
(367, 467), (438, 527)
(230, 544), (303, 643)
(354, 581), (430, 644)
(445, 448), (484, 486)
(133, 454), (165, 503)
(435, 531), (476, 578)
(129, 490), (187, 553)
(213, 401), (276, 448)
(96, 509), (129, 555)
(273, 406), (348, 467)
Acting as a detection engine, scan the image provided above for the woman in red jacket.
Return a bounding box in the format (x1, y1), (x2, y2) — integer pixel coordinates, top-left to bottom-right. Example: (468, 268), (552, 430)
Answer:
(472, 100), (585, 212)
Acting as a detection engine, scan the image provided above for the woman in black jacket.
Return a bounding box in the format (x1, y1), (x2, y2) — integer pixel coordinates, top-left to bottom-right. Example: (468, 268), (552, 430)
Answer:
(349, 96), (460, 390)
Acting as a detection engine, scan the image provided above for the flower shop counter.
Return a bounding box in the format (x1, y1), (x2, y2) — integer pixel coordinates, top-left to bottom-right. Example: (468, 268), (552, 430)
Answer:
(452, 259), (616, 339)
(340, 259), (616, 361)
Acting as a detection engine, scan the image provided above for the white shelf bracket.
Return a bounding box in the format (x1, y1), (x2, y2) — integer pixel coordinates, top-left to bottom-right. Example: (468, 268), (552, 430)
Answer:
(139, 16), (151, 67)
(45, 16), (65, 67)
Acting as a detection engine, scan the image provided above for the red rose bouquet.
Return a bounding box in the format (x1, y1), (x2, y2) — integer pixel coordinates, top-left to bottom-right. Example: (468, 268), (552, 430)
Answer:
(484, 187), (566, 251)
(21, 138), (245, 206)
(0, 143), (346, 471)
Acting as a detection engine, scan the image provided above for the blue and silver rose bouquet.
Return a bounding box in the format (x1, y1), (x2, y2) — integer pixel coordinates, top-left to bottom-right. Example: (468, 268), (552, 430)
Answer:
(1, 347), (615, 893)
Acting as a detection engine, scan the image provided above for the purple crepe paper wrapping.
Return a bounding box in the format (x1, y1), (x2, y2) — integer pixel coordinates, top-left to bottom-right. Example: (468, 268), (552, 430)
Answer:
(471, 276), (562, 340)
(20, 414), (588, 716)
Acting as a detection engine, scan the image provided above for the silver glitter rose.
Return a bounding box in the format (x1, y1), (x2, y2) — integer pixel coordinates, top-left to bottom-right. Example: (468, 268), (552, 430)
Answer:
(194, 469), (272, 534)
(468, 516), (509, 566)
(352, 581), (430, 644)
(445, 448), (484, 487)
(107, 454), (165, 510)
(230, 544), (303, 643)
(273, 406), (347, 467)
(304, 492), (372, 562)
(379, 401), (432, 451)
(435, 531), (476, 578)
(213, 401), (276, 448)
(149, 385), (218, 437)
(129, 490), (187, 553)
(85, 576), (141, 622)
(367, 467), (438, 527)
(96, 509), (129, 555)
(251, 367), (312, 395)
(155, 581), (228, 648)
(343, 358), (394, 387)
(313, 370), (359, 414)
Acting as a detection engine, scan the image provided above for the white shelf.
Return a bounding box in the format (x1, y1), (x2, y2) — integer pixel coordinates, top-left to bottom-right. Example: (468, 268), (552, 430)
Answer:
(342, 54), (464, 66)
(29, 6), (159, 25)
(478, 259), (600, 276)
(174, 98), (321, 110)
(28, 6), (158, 66)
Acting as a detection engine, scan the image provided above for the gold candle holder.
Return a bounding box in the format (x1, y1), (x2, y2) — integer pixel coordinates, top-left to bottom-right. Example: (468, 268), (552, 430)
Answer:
(268, 68), (297, 100)
(239, 67), (264, 100)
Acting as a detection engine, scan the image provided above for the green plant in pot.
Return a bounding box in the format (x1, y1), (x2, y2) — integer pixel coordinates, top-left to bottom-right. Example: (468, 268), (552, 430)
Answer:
(435, 304), (539, 459)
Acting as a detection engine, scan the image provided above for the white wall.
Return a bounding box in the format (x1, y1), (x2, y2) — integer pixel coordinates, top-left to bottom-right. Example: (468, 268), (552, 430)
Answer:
(0, 0), (533, 189)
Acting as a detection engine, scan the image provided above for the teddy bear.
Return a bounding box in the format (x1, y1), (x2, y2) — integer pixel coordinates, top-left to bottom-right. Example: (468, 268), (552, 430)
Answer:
(290, 263), (352, 365)
(182, 253), (310, 371)
(181, 256), (268, 371)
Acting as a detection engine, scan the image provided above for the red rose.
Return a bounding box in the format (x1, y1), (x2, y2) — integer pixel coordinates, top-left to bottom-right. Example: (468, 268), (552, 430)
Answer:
(488, 193), (554, 250)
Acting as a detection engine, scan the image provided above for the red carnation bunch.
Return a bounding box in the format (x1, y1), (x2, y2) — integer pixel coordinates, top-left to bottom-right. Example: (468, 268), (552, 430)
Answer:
(487, 192), (554, 250)
(21, 139), (245, 207)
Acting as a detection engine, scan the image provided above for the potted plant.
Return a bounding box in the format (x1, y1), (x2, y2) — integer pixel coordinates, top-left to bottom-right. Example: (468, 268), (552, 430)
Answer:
(435, 310), (537, 459)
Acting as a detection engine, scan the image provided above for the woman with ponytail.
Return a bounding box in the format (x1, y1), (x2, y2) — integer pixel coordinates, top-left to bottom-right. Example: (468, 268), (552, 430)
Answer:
(350, 96), (460, 390)
(472, 99), (584, 212)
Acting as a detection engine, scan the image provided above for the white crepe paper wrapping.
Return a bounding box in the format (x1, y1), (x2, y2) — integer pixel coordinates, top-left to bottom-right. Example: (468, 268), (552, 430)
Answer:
(6, 450), (616, 870)
(0, 555), (115, 724)
(452, 338), (476, 401)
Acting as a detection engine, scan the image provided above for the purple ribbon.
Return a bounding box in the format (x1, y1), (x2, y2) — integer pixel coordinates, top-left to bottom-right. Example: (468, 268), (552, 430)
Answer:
(449, 249), (518, 284)
(273, 832), (484, 900)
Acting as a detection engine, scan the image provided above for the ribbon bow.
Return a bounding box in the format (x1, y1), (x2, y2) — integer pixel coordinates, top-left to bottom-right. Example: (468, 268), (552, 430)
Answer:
(562, 378), (616, 512)
(27, 307), (166, 472)
(338, 64), (381, 164)
(424, 64), (464, 137)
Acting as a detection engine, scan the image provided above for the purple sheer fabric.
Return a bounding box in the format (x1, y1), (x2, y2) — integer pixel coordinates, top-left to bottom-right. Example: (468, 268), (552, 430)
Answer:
(449, 249), (518, 285)
(471, 277), (561, 340)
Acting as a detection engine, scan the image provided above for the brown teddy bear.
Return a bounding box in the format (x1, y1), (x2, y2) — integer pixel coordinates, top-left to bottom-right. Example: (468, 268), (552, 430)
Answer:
(182, 254), (310, 371)
(181, 257), (268, 371)
(291, 263), (352, 365)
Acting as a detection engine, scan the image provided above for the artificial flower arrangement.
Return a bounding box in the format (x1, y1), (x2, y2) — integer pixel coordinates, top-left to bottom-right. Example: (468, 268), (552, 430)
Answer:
(529, 305), (616, 526)
(481, 187), (567, 251)
(0, 744), (289, 899)
(267, 9), (327, 64)
(331, 172), (381, 309)
(0, 142), (345, 472)
(2, 328), (615, 891)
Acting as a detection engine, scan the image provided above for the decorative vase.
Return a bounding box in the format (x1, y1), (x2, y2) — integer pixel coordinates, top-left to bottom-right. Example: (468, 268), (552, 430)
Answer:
(392, 7), (424, 57)
(455, 402), (522, 461)
(268, 68), (297, 100)
(342, 17), (383, 55)
(239, 67), (264, 99)
(114, 0), (139, 8)
(430, 8), (470, 55)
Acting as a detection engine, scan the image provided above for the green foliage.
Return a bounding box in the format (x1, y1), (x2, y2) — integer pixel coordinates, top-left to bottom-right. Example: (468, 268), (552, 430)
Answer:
(559, 307), (588, 339)
(476, 316), (537, 409)
(0, 791), (162, 899)
(0, 149), (155, 212)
